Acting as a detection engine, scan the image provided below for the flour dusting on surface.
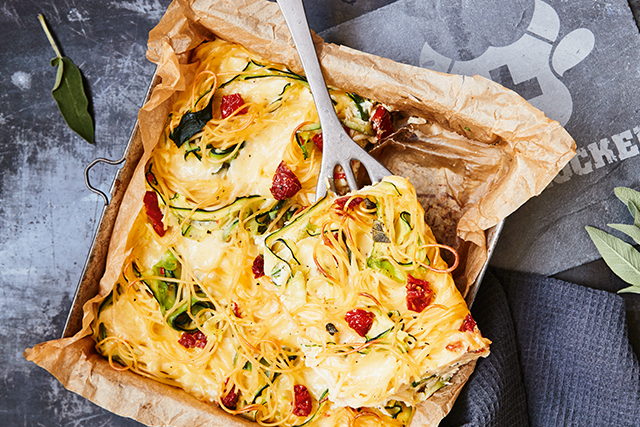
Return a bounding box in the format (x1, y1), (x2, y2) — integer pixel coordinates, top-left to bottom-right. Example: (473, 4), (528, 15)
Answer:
(67, 8), (89, 22)
(110, 0), (165, 22)
(11, 71), (31, 90)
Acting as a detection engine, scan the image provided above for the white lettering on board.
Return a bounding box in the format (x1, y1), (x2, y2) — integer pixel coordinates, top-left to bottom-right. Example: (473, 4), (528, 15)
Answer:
(587, 138), (617, 169)
(569, 147), (593, 175)
(611, 130), (639, 160)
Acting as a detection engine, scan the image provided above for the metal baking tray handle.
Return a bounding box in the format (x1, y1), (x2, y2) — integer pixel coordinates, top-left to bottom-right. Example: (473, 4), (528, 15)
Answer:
(84, 156), (127, 205)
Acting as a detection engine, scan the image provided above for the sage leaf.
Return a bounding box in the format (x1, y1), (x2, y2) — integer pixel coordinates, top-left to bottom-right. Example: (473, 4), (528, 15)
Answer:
(618, 284), (640, 294)
(585, 226), (640, 287)
(169, 96), (214, 148)
(614, 187), (640, 221)
(50, 57), (94, 143)
(38, 14), (94, 144)
(614, 186), (640, 205)
(631, 203), (640, 228)
(607, 223), (640, 246)
(372, 220), (391, 243)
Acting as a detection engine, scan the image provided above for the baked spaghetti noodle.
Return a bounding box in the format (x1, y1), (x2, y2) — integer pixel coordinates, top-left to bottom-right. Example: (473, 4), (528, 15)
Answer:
(92, 38), (490, 427)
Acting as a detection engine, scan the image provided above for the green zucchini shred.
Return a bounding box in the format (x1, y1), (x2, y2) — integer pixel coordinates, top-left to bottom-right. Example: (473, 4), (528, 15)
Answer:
(219, 60), (265, 88)
(145, 251), (181, 316)
(184, 141), (202, 161)
(347, 92), (370, 121)
(220, 59), (309, 88)
(367, 243), (406, 283)
(206, 141), (245, 161)
(366, 327), (392, 343)
(383, 400), (413, 422)
(268, 83), (293, 111)
(166, 295), (214, 332)
(172, 195), (262, 241)
(144, 164), (166, 205)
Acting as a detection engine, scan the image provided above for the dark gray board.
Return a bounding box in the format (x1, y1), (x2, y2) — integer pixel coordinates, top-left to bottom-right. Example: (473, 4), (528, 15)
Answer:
(1, 1), (169, 425)
(321, 0), (640, 276)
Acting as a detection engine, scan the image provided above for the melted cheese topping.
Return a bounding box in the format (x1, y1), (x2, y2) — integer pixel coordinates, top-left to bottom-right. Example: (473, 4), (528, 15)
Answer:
(92, 39), (490, 427)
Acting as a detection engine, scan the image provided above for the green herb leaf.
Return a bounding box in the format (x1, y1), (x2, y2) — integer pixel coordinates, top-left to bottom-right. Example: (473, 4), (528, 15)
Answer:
(618, 284), (640, 293)
(607, 223), (640, 246)
(39, 14), (94, 144)
(614, 187), (640, 222)
(614, 186), (640, 206)
(50, 57), (94, 143)
(585, 226), (640, 288)
(630, 203), (640, 228)
(170, 97), (214, 148)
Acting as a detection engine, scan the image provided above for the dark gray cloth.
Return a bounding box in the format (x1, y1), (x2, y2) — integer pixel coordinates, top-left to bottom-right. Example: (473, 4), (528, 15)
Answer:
(442, 269), (640, 427)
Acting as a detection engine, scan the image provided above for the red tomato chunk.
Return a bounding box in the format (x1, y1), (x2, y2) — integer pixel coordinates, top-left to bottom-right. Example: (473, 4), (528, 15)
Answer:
(252, 254), (265, 278)
(221, 385), (239, 409)
(220, 93), (248, 119)
(270, 161), (302, 200)
(371, 105), (393, 140)
(334, 171), (346, 180)
(293, 384), (313, 417)
(178, 330), (207, 349)
(344, 309), (375, 337)
(459, 313), (476, 332)
(143, 191), (165, 237)
(232, 301), (241, 318)
(334, 196), (364, 211)
(406, 274), (433, 313)
(312, 132), (323, 152)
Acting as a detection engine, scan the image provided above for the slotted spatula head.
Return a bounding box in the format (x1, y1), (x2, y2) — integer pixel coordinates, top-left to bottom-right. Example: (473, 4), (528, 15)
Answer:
(275, 0), (392, 200)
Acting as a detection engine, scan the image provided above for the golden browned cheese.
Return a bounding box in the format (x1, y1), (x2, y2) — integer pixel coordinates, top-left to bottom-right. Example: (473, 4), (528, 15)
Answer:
(92, 39), (490, 427)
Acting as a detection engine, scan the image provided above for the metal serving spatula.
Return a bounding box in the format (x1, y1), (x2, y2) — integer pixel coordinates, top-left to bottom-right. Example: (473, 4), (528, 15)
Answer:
(276, 0), (392, 200)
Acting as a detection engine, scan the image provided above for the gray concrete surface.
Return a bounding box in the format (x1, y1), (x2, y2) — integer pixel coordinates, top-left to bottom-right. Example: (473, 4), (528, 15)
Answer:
(1, 0), (639, 426)
(1, 1), (169, 425)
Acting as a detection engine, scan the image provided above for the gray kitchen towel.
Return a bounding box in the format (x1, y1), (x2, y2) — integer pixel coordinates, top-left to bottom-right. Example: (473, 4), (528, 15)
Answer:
(442, 269), (640, 427)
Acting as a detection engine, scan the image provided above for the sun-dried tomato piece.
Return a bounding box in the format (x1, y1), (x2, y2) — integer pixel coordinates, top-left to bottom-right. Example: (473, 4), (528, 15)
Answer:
(145, 171), (158, 186)
(334, 196), (364, 211)
(220, 93), (248, 119)
(406, 274), (433, 313)
(334, 170), (346, 180)
(143, 191), (165, 237)
(293, 384), (313, 417)
(446, 341), (465, 352)
(312, 132), (323, 152)
(459, 313), (476, 332)
(344, 309), (375, 337)
(252, 254), (265, 278)
(178, 330), (207, 349)
(270, 161), (302, 200)
(221, 384), (240, 409)
(232, 301), (241, 318)
(371, 105), (393, 140)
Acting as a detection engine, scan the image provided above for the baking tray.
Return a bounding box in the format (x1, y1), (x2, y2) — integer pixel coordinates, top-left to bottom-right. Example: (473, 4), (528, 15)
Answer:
(61, 71), (502, 339)
(62, 71), (160, 339)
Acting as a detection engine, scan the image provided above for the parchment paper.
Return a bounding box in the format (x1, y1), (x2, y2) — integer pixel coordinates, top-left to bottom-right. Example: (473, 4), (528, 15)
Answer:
(24, 0), (575, 425)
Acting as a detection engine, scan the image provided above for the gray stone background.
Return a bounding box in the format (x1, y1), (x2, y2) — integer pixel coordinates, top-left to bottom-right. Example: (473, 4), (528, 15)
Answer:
(1, 0), (639, 425)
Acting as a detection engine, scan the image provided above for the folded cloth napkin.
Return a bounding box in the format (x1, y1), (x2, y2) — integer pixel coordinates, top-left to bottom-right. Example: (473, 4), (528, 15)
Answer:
(441, 269), (640, 427)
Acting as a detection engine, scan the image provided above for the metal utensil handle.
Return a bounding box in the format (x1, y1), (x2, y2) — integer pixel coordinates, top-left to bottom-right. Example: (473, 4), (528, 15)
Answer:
(84, 156), (126, 205)
(276, 0), (391, 199)
(276, 0), (343, 141)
